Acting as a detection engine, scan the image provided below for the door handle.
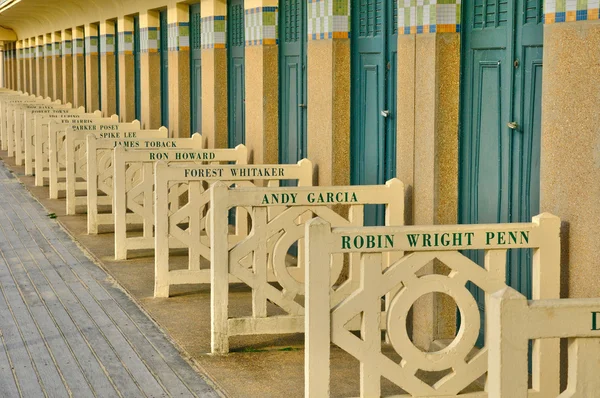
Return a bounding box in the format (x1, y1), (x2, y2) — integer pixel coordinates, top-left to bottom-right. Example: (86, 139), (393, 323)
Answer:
(507, 121), (519, 130)
(299, 104), (307, 108)
(381, 110), (390, 118)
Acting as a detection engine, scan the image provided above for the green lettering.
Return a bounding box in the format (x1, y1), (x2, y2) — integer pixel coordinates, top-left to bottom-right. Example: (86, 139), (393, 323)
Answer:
(384, 235), (394, 249)
(261, 195), (269, 205)
(367, 235), (375, 249)
(440, 233), (450, 247)
(354, 236), (364, 249)
(508, 231), (518, 244)
(466, 232), (474, 246)
(498, 232), (506, 245)
(486, 232), (495, 245)
(593, 312), (600, 331)
(520, 231), (529, 244)
(342, 236), (351, 249)
(453, 233), (462, 246)
(422, 234), (432, 247)
(407, 234), (419, 248)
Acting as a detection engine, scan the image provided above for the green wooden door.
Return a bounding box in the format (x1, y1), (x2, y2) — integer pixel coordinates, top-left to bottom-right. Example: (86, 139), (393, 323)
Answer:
(134, 16), (141, 121)
(460, 0), (544, 343)
(279, 0), (307, 165)
(160, 10), (169, 128)
(190, 3), (202, 135)
(228, 0), (245, 147)
(351, 0), (398, 226)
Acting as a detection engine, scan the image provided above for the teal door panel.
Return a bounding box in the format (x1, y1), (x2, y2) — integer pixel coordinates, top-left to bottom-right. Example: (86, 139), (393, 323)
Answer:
(97, 30), (102, 110)
(385, 0), (398, 182)
(228, 0), (245, 147)
(279, 0), (307, 165)
(351, 0), (396, 226)
(134, 15), (141, 121)
(460, 0), (543, 344)
(160, 10), (169, 128)
(190, 3), (202, 135)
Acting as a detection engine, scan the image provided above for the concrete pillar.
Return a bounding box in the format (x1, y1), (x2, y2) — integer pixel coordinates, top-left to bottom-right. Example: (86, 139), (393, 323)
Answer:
(85, 23), (100, 112)
(62, 29), (74, 105)
(200, 0), (228, 148)
(16, 40), (22, 92)
(306, 0), (350, 186)
(29, 38), (37, 95)
(35, 36), (44, 97)
(167, 3), (191, 137)
(540, 20), (600, 300)
(44, 34), (53, 98)
(244, 0), (278, 164)
(23, 39), (29, 93)
(394, 5), (461, 350)
(72, 27), (85, 108)
(52, 31), (63, 102)
(140, 11), (161, 129)
(8, 43), (14, 90)
(100, 21), (117, 117)
(117, 17), (135, 122)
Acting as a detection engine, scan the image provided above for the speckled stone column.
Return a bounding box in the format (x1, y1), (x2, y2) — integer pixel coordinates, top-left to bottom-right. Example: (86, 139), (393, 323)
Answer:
(306, 0), (350, 186)
(201, 0), (228, 148)
(72, 27), (85, 109)
(140, 11), (161, 129)
(85, 24), (100, 112)
(167, 4), (191, 137)
(35, 37), (44, 97)
(244, 1), (278, 164)
(44, 34), (53, 99)
(540, 20), (600, 299)
(100, 21), (117, 117)
(62, 30), (74, 106)
(52, 32), (63, 102)
(117, 17), (135, 122)
(396, 2), (461, 350)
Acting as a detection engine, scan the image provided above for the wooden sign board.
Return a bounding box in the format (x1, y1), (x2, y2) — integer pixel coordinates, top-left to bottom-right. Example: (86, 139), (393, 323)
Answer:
(47, 119), (134, 199)
(24, 107), (91, 175)
(86, 133), (207, 234)
(11, 101), (69, 162)
(33, 112), (105, 185)
(113, 144), (248, 260)
(65, 126), (168, 215)
(153, 159), (314, 298)
(303, 214), (560, 398)
(208, 180), (405, 354)
(4, 98), (59, 156)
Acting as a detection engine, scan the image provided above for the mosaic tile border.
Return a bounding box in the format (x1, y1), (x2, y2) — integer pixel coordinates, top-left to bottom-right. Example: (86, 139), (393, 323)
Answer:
(73, 38), (84, 56)
(62, 40), (72, 56)
(54, 42), (62, 57)
(308, 0), (351, 40)
(398, 0), (462, 34)
(245, 6), (278, 46)
(141, 27), (159, 53)
(84, 36), (99, 56)
(167, 22), (190, 51)
(100, 34), (115, 55)
(118, 31), (134, 55)
(545, 0), (600, 23)
(201, 15), (227, 49)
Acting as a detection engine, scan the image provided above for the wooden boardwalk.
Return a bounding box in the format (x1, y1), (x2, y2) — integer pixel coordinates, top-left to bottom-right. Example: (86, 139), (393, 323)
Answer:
(0, 161), (219, 397)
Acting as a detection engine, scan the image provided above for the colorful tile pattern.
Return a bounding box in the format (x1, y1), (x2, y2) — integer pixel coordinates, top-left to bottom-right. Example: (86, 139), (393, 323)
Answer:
(201, 16), (226, 49)
(100, 34), (115, 55)
(54, 42), (62, 57)
(45, 43), (53, 57)
(308, 0), (351, 39)
(62, 40), (72, 56)
(85, 36), (99, 56)
(74, 38), (84, 56)
(545, 0), (600, 23)
(118, 31), (134, 55)
(399, 0), (462, 34)
(141, 27), (158, 53)
(37, 45), (43, 58)
(245, 6), (278, 46)
(167, 22), (190, 51)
